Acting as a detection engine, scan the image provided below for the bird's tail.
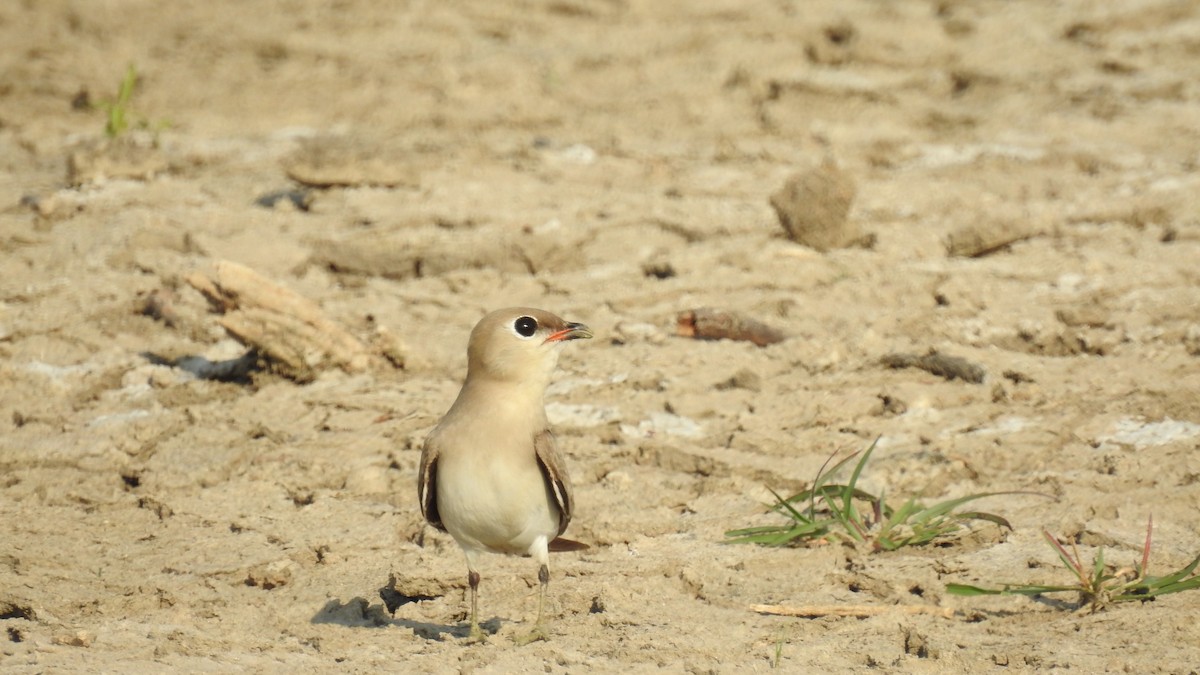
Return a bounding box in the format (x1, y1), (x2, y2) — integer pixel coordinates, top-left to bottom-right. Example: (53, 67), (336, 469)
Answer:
(549, 537), (590, 552)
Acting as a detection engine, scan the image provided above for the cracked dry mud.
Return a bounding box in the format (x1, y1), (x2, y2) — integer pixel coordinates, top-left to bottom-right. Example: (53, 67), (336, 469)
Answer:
(2, 1), (1199, 672)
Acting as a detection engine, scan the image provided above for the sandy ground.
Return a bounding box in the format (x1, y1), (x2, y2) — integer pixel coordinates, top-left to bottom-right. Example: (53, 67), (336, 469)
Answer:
(3, 1), (1200, 672)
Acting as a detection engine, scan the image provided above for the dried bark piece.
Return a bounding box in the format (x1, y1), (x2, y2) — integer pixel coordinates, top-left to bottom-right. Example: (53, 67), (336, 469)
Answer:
(769, 163), (862, 251)
(218, 309), (320, 382)
(881, 350), (986, 383)
(676, 308), (786, 347)
(185, 260), (384, 381)
(944, 216), (1037, 257)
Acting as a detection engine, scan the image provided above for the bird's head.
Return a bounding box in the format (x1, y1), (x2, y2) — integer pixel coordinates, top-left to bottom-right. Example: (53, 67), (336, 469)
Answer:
(466, 307), (592, 386)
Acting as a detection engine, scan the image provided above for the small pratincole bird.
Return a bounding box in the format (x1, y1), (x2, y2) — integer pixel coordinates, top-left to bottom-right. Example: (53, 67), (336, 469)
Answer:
(418, 307), (592, 643)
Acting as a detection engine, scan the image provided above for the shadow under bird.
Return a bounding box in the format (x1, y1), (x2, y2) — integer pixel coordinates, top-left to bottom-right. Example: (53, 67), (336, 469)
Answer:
(418, 307), (592, 643)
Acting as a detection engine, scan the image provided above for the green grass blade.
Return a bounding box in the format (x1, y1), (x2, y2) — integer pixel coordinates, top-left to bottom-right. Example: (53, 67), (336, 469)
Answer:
(814, 449), (861, 483)
(882, 498), (922, 532)
(1143, 553), (1200, 587)
(842, 438), (878, 516)
(951, 511), (1013, 530)
(910, 518), (960, 542)
(944, 584), (998, 596)
(1092, 547), (1106, 585)
(788, 485), (882, 506)
(767, 486), (811, 524)
(824, 494), (865, 542)
(1114, 575), (1200, 601)
(1043, 530), (1086, 582)
(725, 482), (839, 545)
(776, 488), (816, 510)
(725, 530), (797, 546)
(724, 525), (793, 537)
(910, 491), (1046, 525)
(825, 443), (877, 543)
(809, 449), (861, 518)
(1149, 575), (1200, 595)
(725, 520), (832, 546)
(105, 64), (138, 138)
(946, 583), (1081, 597)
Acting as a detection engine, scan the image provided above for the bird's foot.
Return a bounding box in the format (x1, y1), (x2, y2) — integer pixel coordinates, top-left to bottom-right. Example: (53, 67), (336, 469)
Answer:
(464, 622), (487, 643)
(512, 623), (550, 646)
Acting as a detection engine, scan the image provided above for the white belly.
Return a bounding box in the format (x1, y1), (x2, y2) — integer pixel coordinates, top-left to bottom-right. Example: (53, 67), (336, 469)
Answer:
(437, 448), (559, 556)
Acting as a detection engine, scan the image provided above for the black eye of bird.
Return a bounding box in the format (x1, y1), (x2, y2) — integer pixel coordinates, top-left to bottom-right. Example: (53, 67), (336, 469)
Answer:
(514, 316), (538, 337)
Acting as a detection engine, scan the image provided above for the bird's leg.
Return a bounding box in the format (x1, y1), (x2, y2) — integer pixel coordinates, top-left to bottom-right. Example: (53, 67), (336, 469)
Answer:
(460, 547), (486, 642)
(514, 562), (551, 645)
(464, 568), (485, 641)
(535, 562), (549, 627)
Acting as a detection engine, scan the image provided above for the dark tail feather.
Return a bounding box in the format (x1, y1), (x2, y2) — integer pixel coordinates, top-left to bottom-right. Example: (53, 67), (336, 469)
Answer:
(549, 537), (589, 553)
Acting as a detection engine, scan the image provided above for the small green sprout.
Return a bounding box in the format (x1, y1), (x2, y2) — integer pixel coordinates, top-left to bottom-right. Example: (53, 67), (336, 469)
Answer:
(93, 65), (169, 139)
(103, 65), (138, 138)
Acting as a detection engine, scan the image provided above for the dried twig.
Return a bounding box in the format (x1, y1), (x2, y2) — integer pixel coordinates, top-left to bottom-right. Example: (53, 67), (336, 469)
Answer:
(676, 308), (786, 347)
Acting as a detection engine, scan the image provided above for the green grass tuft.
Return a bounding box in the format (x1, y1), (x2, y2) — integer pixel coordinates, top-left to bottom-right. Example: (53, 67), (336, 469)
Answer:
(726, 439), (1040, 551)
(946, 517), (1200, 611)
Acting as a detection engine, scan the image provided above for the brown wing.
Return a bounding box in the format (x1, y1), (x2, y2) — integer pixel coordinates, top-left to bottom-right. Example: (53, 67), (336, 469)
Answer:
(533, 429), (573, 536)
(417, 438), (446, 532)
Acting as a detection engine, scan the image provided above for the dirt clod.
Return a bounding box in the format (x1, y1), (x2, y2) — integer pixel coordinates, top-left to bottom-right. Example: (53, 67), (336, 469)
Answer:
(769, 163), (862, 251)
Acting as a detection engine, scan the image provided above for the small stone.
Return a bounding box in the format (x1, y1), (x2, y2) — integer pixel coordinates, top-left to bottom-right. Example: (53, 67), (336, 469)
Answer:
(52, 631), (93, 647)
(1055, 307), (1110, 329)
(769, 163), (861, 251)
(246, 559), (296, 590)
(715, 368), (762, 392)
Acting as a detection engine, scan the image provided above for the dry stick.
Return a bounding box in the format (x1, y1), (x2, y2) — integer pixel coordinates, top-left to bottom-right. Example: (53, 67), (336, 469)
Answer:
(676, 308), (786, 347)
(750, 604), (957, 619)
